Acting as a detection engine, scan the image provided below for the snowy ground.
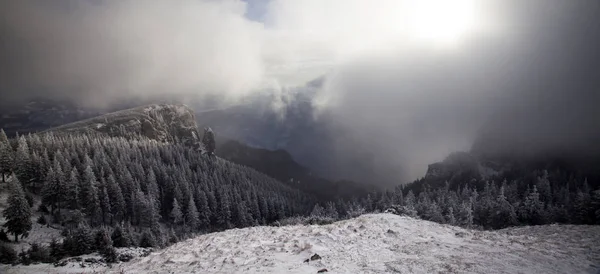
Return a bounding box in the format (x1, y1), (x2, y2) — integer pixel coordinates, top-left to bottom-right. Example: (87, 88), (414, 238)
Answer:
(3, 213), (600, 274)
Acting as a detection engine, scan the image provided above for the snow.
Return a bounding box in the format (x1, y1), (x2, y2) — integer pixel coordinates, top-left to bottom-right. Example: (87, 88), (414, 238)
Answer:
(3, 214), (600, 273)
(120, 214), (600, 273)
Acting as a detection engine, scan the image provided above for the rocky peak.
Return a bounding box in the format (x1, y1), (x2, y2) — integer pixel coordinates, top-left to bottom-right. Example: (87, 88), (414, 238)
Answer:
(49, 104), (203, 150)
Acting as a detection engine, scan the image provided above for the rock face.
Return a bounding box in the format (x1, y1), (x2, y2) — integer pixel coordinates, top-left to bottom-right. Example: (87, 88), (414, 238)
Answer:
(49, 104), (203, 150)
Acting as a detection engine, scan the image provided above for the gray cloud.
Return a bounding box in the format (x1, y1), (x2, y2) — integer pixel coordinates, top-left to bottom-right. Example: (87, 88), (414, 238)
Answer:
(1, 0), (598, 184)
(0, 0), (265, 106)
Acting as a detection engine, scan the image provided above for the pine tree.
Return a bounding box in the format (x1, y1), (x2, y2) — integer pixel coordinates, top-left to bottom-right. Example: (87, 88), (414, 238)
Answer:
(81, 165), (101, 224)
(426, 202), (445, 223)
(216, 189), (231, 228)
(310, 203), (325, 218)
(71, 225), (94, 255)
(0, 129), (8, 146)
(106, 175), (125, 224)
(195, 189), (211, 229)
(325, 201), (339, 219)
(574, 189), (592, 224)
(490, 186), (518, 229)
(14, 136), (33, 189)
(41, 158), (65, 214)
(458, 201), (473, 228)
(185, 196), (199, 230)
(65, 167), (80, 210)
(202, 127), (216, 156)
(232, 202), (249, 228)
(591, 189), (600, 224)
(446, 206), (456, 226)
(0, 131), (13, 182)
(111, 225), (131, 248)
(170, 198), (183, 226)
(520, 185), (546, 225)
(2, 176), (32, 242)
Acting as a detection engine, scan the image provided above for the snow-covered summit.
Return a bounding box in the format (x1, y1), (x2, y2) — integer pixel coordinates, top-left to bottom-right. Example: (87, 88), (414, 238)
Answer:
(110, 214), (599, 274)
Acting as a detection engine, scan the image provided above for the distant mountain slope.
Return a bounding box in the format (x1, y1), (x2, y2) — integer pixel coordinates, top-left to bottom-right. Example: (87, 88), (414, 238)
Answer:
(43, 103), (369, 200)
(216, 138), (372, 200)
(0, 99), (103, 137)
(9, 213), (595, 273)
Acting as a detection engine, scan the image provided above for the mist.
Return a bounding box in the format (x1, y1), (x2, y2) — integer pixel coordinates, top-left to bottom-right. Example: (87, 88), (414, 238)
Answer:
(1, 0), (599, 184)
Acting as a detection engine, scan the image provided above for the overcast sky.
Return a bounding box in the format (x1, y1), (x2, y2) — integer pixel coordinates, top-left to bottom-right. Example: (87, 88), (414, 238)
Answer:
(1, 0), (598, 183)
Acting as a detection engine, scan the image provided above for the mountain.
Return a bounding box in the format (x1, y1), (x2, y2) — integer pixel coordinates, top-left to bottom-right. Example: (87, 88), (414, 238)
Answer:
(43, 103), (369, 200)
(215, 138), (372, 200)
(0, 99), (103, 137)
(194, 89), (404, 187)
(48, 104), (203, 150)
(5, 213), (599, 273)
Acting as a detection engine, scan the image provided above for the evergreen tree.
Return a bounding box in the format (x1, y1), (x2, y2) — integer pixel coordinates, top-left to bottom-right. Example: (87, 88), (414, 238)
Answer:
(14, 136), (34, 189)
(490, 187), (518, 229)
(195, 190), (210, 229)
(81, 165), (101, 224)
(202, 127), (216, 156)
(2, 176), (32, 242)
(310, 203), (325, 218)
(0, 131), (13, 182)
(185, 196), (199, 230)
(519, 185), (546, 225)
(170, 198), (183, 226)
(106, 175), (125, 224)
(111, 225), (131, 248)
(458, 201), (473, 228)
(216, 189), (231, 228)
(232, 202), (249, 228)
(71, 225), (94, 255)
(445, 206), (456, 226)
(65, 167), (80, 209)
(574, 189), (592, 224)
(325, 201), (339, 219)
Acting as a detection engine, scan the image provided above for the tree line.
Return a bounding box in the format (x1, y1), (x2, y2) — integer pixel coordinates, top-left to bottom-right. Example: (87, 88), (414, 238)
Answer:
(0, 128), (315, 249)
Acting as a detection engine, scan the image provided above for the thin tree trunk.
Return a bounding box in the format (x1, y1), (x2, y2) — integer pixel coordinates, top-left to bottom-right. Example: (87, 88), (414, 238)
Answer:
(14, 234), (18, 243)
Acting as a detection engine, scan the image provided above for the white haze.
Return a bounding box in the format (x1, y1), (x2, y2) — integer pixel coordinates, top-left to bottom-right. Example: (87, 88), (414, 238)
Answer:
(2, 0), (597, 183)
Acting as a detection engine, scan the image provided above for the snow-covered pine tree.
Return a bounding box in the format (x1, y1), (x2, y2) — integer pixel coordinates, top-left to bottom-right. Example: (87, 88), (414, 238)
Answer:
(2, 176), (32, 242)
(202, 127), (216, 156)
(185, 196), (199, 230)
(325, 201), (339, 219)
(310, 203), (325, 218)
(170, 198), (183, 226)
(0, 130), (13, 182)
(82, 165), (101, 225)
(106, 174), (125, 224)
(490, 186), (518, 229)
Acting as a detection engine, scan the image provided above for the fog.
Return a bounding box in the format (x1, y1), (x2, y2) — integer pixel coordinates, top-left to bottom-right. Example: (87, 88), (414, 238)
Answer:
(1, 0), (599, 184)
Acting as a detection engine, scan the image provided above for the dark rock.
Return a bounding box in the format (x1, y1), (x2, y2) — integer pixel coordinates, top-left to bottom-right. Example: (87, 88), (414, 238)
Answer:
(310, 253), (321, 261)
(317, 268), (328, 273)
(84, 258), (101, 264)
(387, 229), (396, 234)
(455, 232), (467, 238)
(304, 258), (310, 263)
(118, 254), (134, 262)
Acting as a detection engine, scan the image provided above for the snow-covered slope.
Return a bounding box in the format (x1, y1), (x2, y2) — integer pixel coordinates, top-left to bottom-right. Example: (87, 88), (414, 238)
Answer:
(114, 214), (599, 274)
(5, 214), (599, 274)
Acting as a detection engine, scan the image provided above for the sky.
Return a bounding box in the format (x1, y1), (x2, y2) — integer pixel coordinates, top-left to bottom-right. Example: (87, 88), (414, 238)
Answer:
(1, 0), (599, 183)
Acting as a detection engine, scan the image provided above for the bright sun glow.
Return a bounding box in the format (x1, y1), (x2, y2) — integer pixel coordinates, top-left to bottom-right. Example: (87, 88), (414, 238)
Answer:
(405, 0), (479, 45)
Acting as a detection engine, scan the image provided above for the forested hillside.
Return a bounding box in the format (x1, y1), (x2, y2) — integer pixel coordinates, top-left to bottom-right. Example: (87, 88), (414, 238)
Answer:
(364, 163), (600, 230)
(0, 128), (316, 263)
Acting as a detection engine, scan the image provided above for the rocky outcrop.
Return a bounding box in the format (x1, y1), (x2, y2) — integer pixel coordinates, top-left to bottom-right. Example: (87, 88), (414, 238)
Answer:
(49, 104), (203, 150)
